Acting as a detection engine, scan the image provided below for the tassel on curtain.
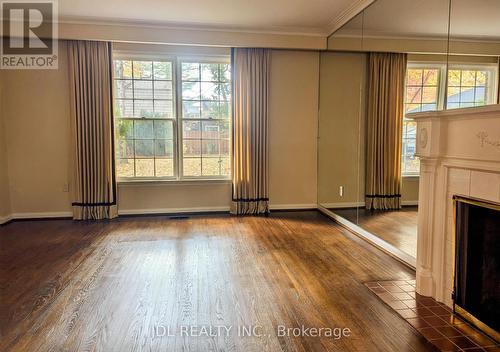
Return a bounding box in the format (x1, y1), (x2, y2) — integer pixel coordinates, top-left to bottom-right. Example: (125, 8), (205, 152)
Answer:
(230, 48), (271, 215)
(365, 52), (407, 210)
(68, 40), (117, 220)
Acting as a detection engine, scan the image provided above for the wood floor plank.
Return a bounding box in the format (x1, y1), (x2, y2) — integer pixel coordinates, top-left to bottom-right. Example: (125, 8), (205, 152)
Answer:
(0, 212), (434, 352)
(332, 207), (418, 257)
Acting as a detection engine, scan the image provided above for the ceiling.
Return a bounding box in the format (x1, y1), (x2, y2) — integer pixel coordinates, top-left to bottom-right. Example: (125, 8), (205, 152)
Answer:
(57, 0), (367, 35)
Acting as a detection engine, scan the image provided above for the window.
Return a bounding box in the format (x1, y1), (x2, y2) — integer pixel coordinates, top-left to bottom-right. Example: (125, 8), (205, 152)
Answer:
(447, 67), (497, 109)
(113, 57), (231, 181)
(403, 66), (443, 176)
(180, 62), (231, 177)
(114, 60), (175, 178)
(402, 63), (498, 176)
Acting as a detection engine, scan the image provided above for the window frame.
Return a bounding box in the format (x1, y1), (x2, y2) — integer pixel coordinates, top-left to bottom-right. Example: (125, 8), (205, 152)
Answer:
(113, 52), (232, 183)
(402, 61), (498, 177)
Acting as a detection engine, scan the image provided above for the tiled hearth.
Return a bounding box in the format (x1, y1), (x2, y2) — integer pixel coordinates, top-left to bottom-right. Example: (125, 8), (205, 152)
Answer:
(366, 280), (499, 351)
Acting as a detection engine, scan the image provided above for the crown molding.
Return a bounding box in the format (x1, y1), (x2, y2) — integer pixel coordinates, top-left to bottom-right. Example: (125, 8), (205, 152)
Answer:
(56, 18), (327, 50)
(57, 16), (326, 37)
(326, 0), (375, 38)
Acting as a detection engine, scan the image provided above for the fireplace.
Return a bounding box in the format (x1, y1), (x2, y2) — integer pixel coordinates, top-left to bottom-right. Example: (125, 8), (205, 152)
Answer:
(453, 196), (500, 342)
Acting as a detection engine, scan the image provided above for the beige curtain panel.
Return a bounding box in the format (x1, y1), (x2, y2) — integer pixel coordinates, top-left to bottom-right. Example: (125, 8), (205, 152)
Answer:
(231, 48), (271, 215)
(68, 40), (117, 220)
(365, 52), (407, 210)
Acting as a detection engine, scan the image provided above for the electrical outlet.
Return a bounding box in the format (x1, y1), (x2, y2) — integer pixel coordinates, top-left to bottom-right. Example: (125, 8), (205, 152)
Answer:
(339, 186), (344, 197)
(63, 183), (69, 192)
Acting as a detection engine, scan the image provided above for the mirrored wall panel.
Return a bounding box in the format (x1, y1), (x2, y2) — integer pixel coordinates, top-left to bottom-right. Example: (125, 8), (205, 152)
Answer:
(319, 0), (458, 262)
(318, 5), (364, 226)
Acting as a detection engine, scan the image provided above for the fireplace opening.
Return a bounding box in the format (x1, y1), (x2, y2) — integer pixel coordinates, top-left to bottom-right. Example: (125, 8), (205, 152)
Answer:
(453, 196), (500, 342)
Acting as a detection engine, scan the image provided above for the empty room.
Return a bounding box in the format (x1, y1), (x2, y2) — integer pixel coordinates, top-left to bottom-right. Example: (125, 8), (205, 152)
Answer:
(0, 0), (499, 351)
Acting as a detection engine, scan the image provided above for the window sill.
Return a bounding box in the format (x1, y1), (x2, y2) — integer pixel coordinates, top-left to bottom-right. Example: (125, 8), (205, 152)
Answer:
(402, 175), (420, 180)
(117, 178), (231, 186)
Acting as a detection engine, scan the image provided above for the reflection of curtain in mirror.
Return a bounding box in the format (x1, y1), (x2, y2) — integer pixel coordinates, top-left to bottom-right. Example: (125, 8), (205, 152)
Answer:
(230, 48), (270, 215)
(365, 52), (407, 210)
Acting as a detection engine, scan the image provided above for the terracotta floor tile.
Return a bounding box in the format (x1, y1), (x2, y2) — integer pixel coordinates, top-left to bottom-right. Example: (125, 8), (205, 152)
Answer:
(406, 291), (416, 299)
(392, 280), (409, 285)
(454, 324), (482, 336)
(398, 284), (415, 292)
(449, 336), (479, 349)
(402, 299), (417, 309)
(418, 327), (444, 340)
(378, 292), (398, 303)
(412, 306), (435, 318)
(385, 285), (404, 293)
(484, 347), (500, 352)
(407, 317), (431, 329)
(417, 297), (441, 307)
(391, 292), (414, 300)
(435, 325), (464, 338)
(387, 300), (407, 310)
(397, 308), (418, 319)
(438, 303), (452, 311)
(441, 315), (467, 326)
(366, 280), (497, 352)
(379, 281), (397, 286)
(423, 316), (449, 327)
(429, 306), (452, 315)
(431, 338), (461, 351)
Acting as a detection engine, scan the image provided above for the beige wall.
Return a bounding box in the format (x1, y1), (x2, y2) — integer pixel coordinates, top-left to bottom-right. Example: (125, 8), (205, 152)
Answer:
(2, 41), (72, 216)
(268, 50), (319, 207)
(402, 177), (419, 205)
(318, 52), (367, 207)
(1, 42), (319, 217)
(0, 71), (12, 221)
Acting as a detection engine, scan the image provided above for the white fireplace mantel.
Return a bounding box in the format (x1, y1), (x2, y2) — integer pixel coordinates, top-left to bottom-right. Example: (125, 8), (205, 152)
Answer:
(408, 105), (500, 306)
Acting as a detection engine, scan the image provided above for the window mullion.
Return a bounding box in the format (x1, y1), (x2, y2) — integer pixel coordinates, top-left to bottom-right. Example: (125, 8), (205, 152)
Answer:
(175, 58), (183, 180)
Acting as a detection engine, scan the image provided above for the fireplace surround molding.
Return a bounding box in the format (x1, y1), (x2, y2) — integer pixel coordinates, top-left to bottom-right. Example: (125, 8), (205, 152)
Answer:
(408, 105), (500, 307)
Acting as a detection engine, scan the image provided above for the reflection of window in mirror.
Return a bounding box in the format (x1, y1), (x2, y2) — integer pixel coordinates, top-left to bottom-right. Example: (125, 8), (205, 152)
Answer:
(402, 63), (445, 176)
(446, 66), (498, 109)
(402, 61), (499, 176)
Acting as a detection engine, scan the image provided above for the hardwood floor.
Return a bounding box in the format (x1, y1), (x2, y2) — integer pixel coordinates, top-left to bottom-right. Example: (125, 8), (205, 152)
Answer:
(332, 207), (418, 258)
(0, 211), (434, 352)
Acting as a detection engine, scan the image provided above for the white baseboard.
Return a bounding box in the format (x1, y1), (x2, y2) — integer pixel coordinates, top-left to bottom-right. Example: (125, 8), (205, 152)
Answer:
(11, 211), (73, 219)
(0, 214), (13, 225)
(320, 202), (365, 209)
(119, 203), (318, 216)
(269, 203), (317, 210)
(0, 203), (320, 222)
(118, 206), (230, 216)
(1, 211), (72, 224)
(319, 201), (418, 209)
